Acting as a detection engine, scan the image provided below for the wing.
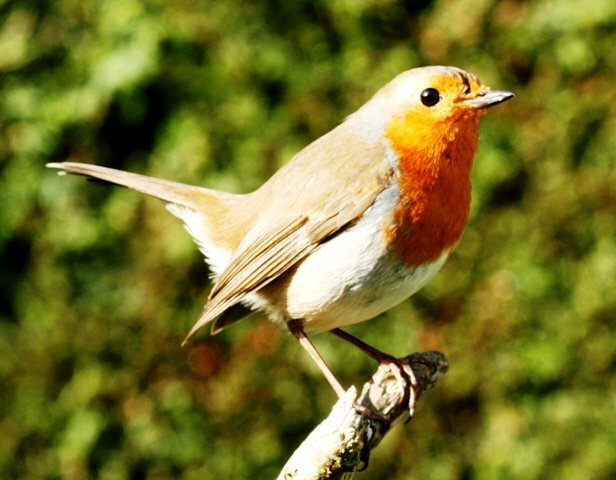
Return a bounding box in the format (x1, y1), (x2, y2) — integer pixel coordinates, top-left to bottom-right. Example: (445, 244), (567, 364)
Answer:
(183, 172), (391, 342)
(183, 121), (395, 341)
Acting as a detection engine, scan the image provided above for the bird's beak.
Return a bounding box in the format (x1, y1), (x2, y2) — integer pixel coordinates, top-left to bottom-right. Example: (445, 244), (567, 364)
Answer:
(463, 90), (515, 109)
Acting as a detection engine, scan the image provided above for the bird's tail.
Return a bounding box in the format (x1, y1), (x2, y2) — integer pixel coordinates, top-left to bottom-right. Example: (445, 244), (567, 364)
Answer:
(47, 162), (247, 274)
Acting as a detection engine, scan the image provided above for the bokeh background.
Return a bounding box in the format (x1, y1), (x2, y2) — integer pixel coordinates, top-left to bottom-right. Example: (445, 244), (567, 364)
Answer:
(1, 0), (615, 478)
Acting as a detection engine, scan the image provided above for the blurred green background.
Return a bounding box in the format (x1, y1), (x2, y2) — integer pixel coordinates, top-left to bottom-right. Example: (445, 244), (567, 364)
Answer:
(1, 0), (615, 478)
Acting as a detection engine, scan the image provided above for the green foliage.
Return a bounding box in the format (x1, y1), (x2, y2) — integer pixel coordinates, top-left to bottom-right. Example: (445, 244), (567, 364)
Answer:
(1, 0), (615, 478)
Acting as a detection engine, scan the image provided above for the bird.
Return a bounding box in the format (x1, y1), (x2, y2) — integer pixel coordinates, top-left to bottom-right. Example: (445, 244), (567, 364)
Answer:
(48, 66), (514, 398)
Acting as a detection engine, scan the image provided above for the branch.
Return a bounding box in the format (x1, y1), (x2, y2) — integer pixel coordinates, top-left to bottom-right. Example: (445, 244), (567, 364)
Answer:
(277, 351), (448, 480)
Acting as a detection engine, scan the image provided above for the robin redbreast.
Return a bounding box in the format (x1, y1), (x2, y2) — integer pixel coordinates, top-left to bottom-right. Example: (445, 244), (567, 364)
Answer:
(48, 66), (514, 397)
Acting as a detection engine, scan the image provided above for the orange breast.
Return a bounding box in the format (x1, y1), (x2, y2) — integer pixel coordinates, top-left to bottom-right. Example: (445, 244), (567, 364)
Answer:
(385, 110), (481, 267)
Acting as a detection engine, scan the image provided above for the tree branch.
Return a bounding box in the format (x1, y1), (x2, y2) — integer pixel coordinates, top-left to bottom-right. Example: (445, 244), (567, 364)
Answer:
(277, 351), (448, 480)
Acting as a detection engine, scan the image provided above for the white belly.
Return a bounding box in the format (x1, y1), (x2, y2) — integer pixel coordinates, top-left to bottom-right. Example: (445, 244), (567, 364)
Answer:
(277, 183), (449, 332)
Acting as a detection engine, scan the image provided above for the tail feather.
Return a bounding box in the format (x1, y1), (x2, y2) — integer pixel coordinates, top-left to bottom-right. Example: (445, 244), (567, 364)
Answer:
(48, 162), (218, 208)
(47, 162), (248, 275)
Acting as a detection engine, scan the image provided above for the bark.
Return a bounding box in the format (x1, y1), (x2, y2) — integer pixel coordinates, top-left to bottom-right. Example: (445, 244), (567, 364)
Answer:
(277, 351), (449, 480)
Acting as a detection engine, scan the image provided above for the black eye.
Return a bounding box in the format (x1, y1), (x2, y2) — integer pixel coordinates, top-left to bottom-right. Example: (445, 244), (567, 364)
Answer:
(420, 88), (440, 107)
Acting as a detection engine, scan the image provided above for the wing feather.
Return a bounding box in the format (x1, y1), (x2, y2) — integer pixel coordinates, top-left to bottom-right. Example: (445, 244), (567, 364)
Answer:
(183, 168), (392, 343)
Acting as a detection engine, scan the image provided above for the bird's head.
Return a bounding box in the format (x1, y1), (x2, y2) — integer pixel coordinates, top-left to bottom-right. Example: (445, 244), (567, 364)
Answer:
(354, 66), (514, 157)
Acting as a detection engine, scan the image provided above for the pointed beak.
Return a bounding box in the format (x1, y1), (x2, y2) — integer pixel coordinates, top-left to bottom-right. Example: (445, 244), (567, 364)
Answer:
(464, 90), (515, 109)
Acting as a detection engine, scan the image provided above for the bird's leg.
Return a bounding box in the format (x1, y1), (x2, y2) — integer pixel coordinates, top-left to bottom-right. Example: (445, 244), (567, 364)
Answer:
(288, 320), (347, 399)
(331, 328), (419, 415)
(330, 328), (397, 363)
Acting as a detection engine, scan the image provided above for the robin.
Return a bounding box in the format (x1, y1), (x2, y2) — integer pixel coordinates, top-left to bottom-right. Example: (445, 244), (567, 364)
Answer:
(48, 66), (514, 397)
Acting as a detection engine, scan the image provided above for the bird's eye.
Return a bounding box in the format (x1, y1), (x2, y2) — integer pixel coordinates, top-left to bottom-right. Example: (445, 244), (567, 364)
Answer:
(420, 88), (440, 107)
